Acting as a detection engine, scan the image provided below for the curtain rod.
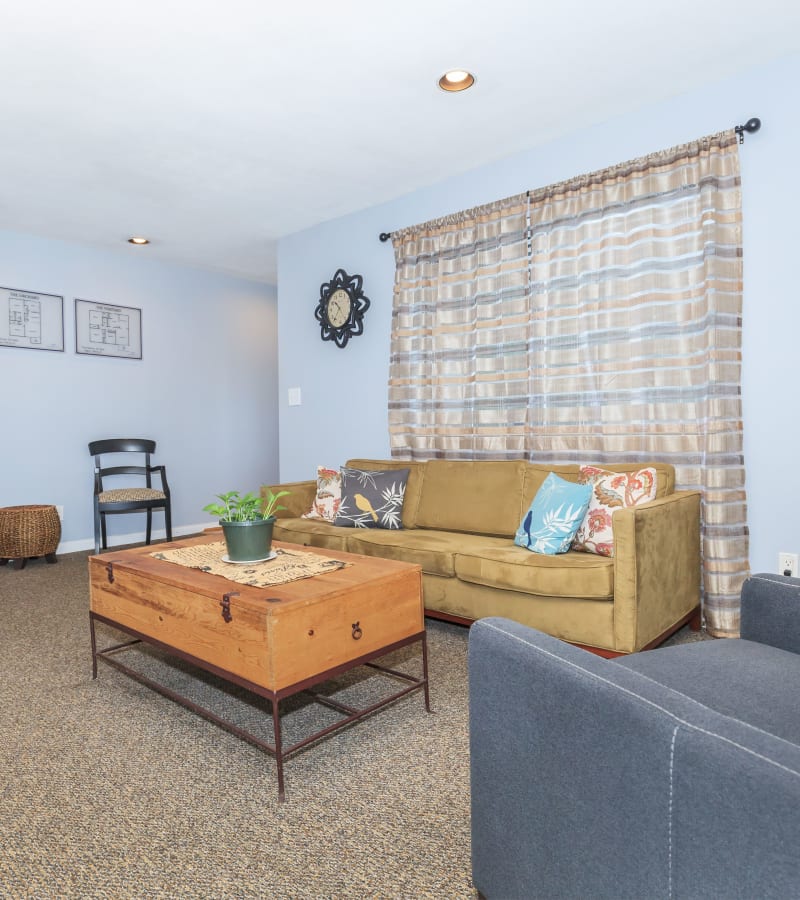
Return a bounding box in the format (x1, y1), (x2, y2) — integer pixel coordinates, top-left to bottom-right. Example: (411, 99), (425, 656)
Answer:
(378, 116), (762, 243)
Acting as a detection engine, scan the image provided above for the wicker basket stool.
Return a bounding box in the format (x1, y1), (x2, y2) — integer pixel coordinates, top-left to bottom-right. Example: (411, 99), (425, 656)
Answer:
(0, 505), (61, 570)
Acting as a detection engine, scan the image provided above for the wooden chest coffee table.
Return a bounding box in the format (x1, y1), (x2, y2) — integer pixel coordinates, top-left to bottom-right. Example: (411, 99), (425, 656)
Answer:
(88, 536), (429, 800)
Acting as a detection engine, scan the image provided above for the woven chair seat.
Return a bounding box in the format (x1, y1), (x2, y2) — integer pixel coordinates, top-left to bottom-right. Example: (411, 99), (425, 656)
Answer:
(98, 488), (166, 503)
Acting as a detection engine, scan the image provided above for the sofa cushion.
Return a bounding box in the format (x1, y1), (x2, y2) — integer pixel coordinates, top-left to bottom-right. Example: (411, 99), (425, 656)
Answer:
(344, 528), (511, 578)
(614, 638), (800, 745)
(345, 459), (423, 528)
(415, 460), (527, 537)
(271, 517), (351, 552)
(334, 467), (409, 529)
(455, 546), (614, 600)
(301, 465), (342, 522)
(514, 473), (592, 555)
(572, 465), (657, 557)
(520, 461), (675, 519)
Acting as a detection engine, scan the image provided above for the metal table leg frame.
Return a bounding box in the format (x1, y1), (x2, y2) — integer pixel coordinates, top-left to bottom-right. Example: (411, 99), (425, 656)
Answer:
(89, 621), (430, 801)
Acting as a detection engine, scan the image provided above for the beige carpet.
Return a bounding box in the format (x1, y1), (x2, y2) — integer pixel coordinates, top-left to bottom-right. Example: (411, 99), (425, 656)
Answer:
(0, 548), (707, 898)
(1, 548), (474, 898)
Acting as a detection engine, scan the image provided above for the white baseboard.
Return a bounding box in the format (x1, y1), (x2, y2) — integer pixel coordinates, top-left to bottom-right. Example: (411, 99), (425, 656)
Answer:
(56, 522), (214, 555)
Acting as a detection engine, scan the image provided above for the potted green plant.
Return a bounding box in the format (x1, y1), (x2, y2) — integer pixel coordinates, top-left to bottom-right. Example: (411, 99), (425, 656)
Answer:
(203, 488), (290, 562)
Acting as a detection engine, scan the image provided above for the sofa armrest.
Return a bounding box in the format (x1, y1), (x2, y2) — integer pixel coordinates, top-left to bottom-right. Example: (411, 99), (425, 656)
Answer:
(260, 480), (316, 518)
(740, 572), (800, 652)
(611, 490), (701, 652)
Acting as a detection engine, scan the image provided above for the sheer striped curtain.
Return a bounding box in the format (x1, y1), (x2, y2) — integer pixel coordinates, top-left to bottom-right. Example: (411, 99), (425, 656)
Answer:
(388, 130), (747, 637)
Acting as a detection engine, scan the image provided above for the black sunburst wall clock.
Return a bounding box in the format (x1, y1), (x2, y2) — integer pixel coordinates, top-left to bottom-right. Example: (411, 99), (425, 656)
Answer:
(315, 268), (371, 349)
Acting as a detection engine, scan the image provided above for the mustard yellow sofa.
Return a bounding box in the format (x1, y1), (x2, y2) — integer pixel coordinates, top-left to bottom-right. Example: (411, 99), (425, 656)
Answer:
(264, 458), (701, 655)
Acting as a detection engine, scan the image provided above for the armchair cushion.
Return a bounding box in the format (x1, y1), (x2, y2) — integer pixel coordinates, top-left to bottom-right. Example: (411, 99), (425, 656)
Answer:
(615, 637), (800, 744)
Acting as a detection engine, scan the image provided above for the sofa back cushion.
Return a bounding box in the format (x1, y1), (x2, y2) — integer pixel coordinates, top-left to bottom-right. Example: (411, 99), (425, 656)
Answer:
(344, 458), (675, 536)
(345, 459), (424, 529)
(415, 460), (527, 537)
(520, 461), (675, 523)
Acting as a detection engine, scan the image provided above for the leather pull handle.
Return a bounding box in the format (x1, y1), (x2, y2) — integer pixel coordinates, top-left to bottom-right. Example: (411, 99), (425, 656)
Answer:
(106, 562), (114, 584)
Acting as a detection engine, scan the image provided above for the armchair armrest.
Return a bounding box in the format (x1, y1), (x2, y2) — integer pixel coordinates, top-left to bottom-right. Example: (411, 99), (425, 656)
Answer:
(260, 480), (316, 518)
(469, 616), (800, 899)
(740, 573), (800, 653)
(611, 490), (702, 652)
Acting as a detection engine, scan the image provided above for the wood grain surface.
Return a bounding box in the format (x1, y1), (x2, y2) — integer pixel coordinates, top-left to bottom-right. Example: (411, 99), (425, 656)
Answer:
(89, 538), (423, 691)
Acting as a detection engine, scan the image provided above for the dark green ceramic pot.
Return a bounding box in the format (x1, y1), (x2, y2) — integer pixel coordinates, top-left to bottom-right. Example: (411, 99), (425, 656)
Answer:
(220, 517), (275, 562)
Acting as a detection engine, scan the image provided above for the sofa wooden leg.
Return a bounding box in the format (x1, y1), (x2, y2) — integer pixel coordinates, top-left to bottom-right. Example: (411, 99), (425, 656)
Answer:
(690, 609), (702, 631)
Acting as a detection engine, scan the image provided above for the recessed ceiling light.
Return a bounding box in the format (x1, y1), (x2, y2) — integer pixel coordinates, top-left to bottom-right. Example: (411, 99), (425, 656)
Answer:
(438, 69), (475, 92)
(128, 236), (150, 245)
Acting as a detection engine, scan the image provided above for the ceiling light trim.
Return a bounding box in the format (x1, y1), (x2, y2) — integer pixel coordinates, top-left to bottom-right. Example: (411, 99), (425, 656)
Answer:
(438, 70), (475, 93)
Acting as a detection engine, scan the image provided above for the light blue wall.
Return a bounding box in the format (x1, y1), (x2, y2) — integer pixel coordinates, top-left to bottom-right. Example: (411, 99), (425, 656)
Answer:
(0, 230), (279, 551)
(278, 52), (800, 575)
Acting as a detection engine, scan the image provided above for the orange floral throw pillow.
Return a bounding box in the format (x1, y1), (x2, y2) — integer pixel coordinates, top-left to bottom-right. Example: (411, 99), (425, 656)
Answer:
(571, 466), (657, 557)
(301, 466), (342, 522)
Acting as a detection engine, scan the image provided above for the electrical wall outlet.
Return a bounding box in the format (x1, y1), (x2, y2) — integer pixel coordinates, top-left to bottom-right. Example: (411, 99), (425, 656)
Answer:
(56, 505), (64, 522)
(779, 552), (798, 577)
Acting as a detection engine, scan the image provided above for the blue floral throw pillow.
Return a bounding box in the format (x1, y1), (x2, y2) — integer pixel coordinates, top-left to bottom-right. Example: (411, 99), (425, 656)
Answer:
(334, 467), (409, 529)
(514, 472), (592, 555)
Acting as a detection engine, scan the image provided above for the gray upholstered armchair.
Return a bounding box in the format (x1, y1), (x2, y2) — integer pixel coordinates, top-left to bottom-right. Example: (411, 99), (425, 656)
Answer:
(469, 573), (800, 899)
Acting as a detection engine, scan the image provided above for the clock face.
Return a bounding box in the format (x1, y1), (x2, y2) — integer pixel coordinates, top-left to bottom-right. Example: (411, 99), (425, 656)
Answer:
(327, 288), (351, 329)
(315, 269), (371, 349)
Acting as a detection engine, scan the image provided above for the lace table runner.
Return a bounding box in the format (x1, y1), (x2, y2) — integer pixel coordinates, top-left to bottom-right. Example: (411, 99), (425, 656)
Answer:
(152, 541), (349, 587)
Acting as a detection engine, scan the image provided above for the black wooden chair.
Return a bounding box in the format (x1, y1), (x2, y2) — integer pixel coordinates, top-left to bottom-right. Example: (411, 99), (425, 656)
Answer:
(88, 438), (172, 554)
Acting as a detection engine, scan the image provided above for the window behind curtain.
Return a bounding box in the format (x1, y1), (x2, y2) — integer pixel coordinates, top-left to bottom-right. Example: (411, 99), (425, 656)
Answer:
(388, 131), (747, 637)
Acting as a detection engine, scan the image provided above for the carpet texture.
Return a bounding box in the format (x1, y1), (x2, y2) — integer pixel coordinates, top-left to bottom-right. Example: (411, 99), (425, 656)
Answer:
(1, 548), (473, 898)
(0, 548), (707, 898)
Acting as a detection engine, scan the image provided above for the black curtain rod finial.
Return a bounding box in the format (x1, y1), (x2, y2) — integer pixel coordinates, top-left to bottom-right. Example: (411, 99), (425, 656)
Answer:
(379, 232), (392, 242)
(734, 117), (761, 143)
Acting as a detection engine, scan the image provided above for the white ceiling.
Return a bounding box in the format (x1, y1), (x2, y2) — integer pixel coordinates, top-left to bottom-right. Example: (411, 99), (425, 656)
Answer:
(1, 1), (799, 285)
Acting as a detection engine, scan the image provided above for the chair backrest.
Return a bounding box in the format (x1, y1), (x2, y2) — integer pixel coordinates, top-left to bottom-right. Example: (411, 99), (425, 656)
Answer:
(89, 439), (158, 490)
(89, 438), (156, 456)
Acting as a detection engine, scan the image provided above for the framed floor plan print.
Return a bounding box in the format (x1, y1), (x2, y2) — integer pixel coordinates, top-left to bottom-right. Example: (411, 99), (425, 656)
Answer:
(0, 286), (64, 352)
(75, 299), (142, 359)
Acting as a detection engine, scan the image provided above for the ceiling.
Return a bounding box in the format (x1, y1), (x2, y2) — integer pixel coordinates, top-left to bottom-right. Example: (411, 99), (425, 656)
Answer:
(1, 1), (799, 285)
